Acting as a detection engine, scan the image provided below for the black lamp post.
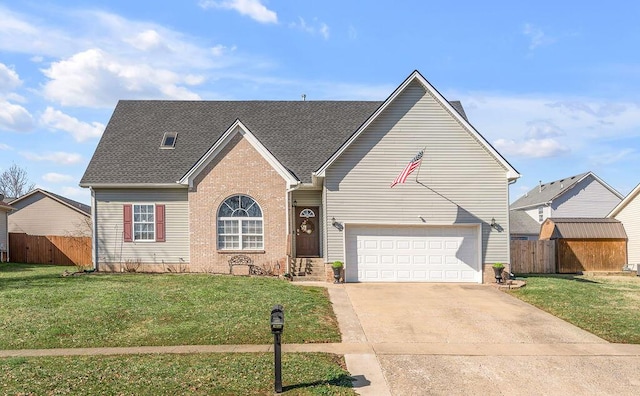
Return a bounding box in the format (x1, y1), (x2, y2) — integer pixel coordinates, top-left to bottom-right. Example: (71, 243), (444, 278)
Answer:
(270, 304), (285, 393)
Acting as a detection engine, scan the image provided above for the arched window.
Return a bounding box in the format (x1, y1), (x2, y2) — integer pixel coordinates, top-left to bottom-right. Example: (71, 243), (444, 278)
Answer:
(217, 195), (263, 250)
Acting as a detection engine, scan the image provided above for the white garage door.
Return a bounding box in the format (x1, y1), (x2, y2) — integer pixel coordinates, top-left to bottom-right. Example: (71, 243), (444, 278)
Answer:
(345, 225), (480, 283)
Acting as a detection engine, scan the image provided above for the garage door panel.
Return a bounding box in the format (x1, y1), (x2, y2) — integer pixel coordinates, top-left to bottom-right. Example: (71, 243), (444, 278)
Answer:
(345, 225), (480, 283)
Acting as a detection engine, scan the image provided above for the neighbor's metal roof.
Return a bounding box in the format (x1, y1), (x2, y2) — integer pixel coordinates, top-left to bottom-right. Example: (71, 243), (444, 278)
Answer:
(542, 218), (627, 239)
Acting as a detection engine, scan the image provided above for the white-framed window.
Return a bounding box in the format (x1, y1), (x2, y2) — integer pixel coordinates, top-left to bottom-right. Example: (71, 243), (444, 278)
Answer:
(538, 206), (544, 222)
(160, 132), (177, 149)
(134, 204), (155, 241)
(217, 195), (263, 250)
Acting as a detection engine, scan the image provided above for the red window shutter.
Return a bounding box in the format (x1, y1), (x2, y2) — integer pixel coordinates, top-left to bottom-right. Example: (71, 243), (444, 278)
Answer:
(123, 204), (132, 242)
(156, 204), (166, 242)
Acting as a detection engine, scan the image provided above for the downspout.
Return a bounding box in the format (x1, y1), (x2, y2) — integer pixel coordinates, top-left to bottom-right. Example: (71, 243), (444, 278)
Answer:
(5, 210), (9, 262)
(90, 187), (98, 271)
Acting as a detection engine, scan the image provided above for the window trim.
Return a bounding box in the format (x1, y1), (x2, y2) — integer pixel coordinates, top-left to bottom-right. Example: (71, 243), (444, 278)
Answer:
(538, 206), (544, 222)
(133, 203), (156, 242)
(217, 195), (264, 251)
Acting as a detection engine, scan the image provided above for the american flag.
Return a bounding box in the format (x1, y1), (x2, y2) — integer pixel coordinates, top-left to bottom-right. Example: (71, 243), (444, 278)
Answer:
(390, 149), (424, 187)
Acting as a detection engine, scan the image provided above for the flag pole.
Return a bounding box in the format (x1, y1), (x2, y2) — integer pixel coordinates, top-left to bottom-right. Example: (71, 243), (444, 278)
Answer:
(414, 146), (426, 183)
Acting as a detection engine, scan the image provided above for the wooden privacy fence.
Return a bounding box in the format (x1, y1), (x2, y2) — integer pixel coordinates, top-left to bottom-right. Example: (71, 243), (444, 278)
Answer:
(510, 240), (556, 274)
(9, 233), (92, 266)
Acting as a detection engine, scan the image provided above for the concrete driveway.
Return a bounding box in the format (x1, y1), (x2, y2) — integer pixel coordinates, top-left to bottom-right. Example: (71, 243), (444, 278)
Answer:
(330, 283), (640, 395)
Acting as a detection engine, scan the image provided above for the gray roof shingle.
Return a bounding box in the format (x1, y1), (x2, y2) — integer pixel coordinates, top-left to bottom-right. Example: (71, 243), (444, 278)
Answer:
(510, 172), (591, 209)
(81, 100), (384, 185)
(509, 210), (541, 235)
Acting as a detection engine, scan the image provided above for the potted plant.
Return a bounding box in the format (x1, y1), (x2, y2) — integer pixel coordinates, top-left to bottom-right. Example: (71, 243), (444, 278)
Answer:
(331, 261), (343, 283)
(492, 263), (505, 283)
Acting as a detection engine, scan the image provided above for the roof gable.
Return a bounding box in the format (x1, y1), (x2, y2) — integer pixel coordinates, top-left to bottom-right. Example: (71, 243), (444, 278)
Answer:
(179, 120), (298, 188)
(511, 171), (623, 210)
(608, 182), (640, 217)
(10, 189), (90, 216)
(315, 70), (520, 181)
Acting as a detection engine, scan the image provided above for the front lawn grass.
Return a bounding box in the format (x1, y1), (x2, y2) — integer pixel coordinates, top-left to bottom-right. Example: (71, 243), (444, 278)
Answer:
(508, 274), (640, 343)
(0, 263), (340, 349)
(0, 353), (356, 395)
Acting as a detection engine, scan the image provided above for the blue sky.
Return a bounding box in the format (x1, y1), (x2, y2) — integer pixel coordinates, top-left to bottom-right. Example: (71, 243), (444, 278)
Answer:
(1, 0), (639, 204)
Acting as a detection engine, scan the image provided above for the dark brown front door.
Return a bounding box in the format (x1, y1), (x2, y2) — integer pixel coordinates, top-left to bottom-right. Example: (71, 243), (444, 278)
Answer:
(295, 206), (320, 257)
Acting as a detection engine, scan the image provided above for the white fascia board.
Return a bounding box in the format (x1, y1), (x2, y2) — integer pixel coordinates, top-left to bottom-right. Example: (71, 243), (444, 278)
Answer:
(315, 70), (521, 182)
(608, 182), (640, 217)
(178, 119), (299, 188)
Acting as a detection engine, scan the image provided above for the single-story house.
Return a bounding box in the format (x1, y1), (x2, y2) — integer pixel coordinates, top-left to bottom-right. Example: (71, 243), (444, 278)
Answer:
(0, 198), (12, 261)
(509, 172), (623, 240)
(608, 183), (640, 271)
(9, 189), (91, 237)
(80, 70), (520, 283)
(539, 217), (627, 273)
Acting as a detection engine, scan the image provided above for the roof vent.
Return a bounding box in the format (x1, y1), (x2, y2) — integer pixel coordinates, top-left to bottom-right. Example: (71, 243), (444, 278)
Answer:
(539, 180), (542, 192)
(160, 132), (177, 149)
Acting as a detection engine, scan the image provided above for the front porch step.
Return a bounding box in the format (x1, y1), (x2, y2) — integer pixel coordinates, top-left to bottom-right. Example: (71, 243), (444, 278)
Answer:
(290, 258), (326, 282)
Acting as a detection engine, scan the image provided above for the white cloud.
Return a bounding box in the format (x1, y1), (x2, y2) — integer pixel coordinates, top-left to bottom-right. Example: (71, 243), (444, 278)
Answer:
(348, 25), (358, 40)
(525, 120), (564, 139)
(124, 29), (167, 52)
(60, 186), (90, 203)
(523, 23), (555, 50)
(42, 48), (201, 107)
(21, 151), (83, 165)
(589, 148), (636, 166)
(493, 137), (570, 158)
(0, 63), (22, 92)
(41, 107), (105, 142)
(42, 172), (75, 183)
(0, 143), (12, 150)
(199, 0), (278, 24)
(0, 5), (81, 57)
(0, 100), (34, 132)
(289, 17), (330, 39)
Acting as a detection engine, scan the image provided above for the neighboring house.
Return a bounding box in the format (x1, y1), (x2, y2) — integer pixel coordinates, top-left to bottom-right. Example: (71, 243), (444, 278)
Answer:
(509, 172), (623, 240)
(9, 189), (91, 237)
(80, 70), (520, 283)
(608, 183), (640, 271)
(0, 198), (12, 261)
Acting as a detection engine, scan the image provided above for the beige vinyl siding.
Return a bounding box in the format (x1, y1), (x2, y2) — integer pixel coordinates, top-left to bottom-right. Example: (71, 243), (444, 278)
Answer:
(94, 188), (189, 265)
(552, 176), (622, 217)
(292, 190), (322, 206)
(8, 193), (90, 236)
(613, 195), (640, 267)
(0, 210), (8, 252)
(324, 79), (510, 264)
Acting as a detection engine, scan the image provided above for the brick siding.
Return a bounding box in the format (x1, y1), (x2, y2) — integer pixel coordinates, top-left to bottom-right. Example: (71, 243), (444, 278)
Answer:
(188, 133), (288, 274)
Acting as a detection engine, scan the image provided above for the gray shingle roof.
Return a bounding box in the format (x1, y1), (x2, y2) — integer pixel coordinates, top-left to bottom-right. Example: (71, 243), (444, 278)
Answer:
(541, 218), (627, 239)
(9, 189), (91, 216)
(510, 172), (591, 209)
(46, 190), (91, 215)
(81, 101), (385, 185)
(509, 210), (541, 235)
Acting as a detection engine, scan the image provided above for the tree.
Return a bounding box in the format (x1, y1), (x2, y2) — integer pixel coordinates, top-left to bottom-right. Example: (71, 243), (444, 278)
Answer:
(0, 163), (36, 198)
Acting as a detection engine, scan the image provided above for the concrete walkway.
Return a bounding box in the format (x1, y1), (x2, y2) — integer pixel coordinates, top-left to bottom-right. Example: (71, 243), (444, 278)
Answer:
(3, 282), (640, 395)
